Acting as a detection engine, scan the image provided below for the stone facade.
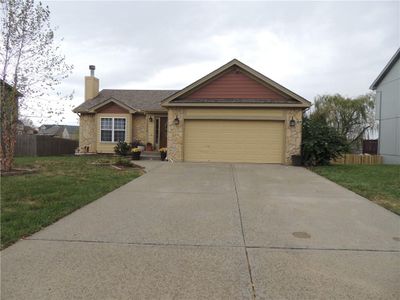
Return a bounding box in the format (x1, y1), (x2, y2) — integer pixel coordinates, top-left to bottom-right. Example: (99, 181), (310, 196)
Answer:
(79, 114), (97, 152)
(167, 108), (184, 161)
(166, 107), (304, 164)
(285, 109), (303, 164)
(132, 114), (146, 143)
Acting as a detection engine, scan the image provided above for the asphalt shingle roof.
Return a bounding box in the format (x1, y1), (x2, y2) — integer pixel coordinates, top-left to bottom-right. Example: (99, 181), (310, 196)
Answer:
(73, 89), (179, 113)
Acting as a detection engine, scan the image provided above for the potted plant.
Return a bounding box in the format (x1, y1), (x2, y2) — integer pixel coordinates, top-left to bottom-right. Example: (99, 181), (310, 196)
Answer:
(131, 139), (145, 152)
(131, 147), (141, 160)
(159, 148), (167, 161)
(146, 142), (153, 151)
(137, 143), (145, 152)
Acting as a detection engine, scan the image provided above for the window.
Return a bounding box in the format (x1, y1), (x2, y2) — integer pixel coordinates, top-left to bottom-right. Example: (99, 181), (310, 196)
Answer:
(101, 118), (112, 142)
(113, 118), (126, 142)
(100, 117), (126, 142)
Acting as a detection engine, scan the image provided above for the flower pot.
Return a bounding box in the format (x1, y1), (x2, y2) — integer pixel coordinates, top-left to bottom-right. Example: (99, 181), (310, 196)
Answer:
(291, 155), (302, 166)
(132, 152), (141, 160)
(146, 143), (153, 151)
(160, 152), (167, 161)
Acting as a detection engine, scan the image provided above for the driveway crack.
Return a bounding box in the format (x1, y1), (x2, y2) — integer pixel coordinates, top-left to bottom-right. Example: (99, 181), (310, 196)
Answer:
(231, 164), (256, 299)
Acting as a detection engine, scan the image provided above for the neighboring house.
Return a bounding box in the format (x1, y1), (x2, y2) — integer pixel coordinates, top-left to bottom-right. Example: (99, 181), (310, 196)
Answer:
(17, 120), (37, 135)
(16, 120), (25, 134)
(23, 126), (37, 135)
(73, 59), (311, 164)
(370, 48), (400, 165)
(38, 124), (79, 140)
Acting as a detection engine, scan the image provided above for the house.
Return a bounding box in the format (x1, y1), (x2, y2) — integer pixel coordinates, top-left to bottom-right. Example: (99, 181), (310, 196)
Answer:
(370, 48), (400, 165)
(16, 120), (25, 134)
(38, 124), (79, 140)
(17, 120), (37, 135)
(73, 59), (311, 164)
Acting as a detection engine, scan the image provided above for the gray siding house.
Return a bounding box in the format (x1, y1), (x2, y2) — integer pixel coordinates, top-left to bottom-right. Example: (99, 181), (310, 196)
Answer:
(370, 48), (400, 164)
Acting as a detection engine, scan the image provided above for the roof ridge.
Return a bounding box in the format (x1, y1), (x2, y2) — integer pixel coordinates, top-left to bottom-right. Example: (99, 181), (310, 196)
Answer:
(370, 47), (400, 90)
(101, 89), (179, 92)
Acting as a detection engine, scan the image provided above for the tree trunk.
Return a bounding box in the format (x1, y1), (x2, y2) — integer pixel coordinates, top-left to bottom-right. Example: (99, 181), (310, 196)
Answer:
(1, 90), (18, 172)
(1, 124), (16, 172)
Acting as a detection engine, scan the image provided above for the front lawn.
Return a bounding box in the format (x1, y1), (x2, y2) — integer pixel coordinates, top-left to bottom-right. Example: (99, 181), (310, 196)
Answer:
(312, 164), (400, 215)
(1, 155), (141, 249)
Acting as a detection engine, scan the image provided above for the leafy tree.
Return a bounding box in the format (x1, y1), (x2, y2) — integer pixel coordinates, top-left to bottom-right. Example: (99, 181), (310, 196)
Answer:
(0, 0), (72, 171)
(311, 93), (375, 150)
(301, 116), (349, 166)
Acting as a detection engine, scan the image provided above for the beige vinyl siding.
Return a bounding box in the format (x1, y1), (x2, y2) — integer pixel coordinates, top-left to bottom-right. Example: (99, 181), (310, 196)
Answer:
(183, 120), (284, 163)
(96, 113), (132, 153)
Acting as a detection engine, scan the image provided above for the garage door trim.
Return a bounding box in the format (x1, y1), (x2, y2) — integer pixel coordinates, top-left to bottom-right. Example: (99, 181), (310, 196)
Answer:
(183, 119), (286, 164)
(183, 116), (286, 121)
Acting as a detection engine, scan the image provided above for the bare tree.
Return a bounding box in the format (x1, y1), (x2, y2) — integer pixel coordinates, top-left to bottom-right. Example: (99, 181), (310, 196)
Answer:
(0, 0), (73, 171)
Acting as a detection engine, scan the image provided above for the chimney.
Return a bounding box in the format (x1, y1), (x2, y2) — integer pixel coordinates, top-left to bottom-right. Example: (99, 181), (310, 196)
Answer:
(84, 65), (99, 101)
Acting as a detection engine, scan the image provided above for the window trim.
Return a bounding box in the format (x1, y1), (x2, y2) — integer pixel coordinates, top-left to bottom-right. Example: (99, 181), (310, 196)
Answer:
(100, 117), (127, 143)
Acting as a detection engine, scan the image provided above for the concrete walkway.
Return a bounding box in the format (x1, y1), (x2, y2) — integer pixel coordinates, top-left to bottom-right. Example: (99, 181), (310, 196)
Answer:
(2, 162), (400, 299)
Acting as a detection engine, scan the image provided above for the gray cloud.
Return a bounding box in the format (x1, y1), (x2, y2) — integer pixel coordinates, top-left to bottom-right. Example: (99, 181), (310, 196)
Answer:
(28, 0), (399, 125)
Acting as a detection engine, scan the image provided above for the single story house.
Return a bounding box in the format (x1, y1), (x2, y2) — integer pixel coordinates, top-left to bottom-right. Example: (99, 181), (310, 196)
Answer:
(38, 124), (79, 140)
(17, 121), (37, 135)
(370, 48), (400, 165)
(73, 59), (311, 164)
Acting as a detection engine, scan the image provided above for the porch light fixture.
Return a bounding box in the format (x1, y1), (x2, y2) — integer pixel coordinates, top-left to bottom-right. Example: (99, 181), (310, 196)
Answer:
(289, 116), (296, 127)
(149, 116), (153, 122)
(174, 115), (180, 125)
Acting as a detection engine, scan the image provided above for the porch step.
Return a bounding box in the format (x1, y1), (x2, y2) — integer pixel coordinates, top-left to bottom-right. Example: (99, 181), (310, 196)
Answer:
(141, 151), (161, 160)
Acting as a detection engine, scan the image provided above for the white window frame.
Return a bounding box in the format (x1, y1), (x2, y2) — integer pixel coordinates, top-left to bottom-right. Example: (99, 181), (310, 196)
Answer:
(100, 117), (126, 143)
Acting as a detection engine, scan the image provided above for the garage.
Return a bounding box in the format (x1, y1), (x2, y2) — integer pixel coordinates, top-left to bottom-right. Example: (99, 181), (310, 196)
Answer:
(161, 59), (311, 164)
(184, 119), (284, 163)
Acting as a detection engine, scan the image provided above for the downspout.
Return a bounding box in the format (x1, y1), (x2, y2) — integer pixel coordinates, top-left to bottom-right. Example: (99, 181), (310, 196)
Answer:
(377, 91), (382, 155)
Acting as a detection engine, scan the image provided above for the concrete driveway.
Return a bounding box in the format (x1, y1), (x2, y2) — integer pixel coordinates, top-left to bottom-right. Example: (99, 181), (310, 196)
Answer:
(2, 162), (400, 299)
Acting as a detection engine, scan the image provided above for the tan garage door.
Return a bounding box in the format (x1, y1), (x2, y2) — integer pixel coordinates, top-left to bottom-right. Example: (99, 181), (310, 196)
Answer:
(184, 120), (284, 163)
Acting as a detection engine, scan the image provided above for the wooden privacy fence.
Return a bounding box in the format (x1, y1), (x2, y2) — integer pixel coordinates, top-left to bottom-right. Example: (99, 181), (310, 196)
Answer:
(15, 135), (78, 156)
(332, 154), (382, 165)
(362, 139), (378, 155)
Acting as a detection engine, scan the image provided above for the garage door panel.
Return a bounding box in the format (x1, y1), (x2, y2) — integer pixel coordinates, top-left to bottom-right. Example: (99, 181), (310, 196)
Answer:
(184, 120), (284, 163)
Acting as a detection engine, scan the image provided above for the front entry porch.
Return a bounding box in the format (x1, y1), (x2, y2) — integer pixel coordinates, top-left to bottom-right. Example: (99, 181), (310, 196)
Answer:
(153, 116), (168, 149)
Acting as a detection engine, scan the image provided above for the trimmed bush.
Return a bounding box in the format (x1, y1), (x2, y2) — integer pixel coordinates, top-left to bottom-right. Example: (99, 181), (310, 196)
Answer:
(301, 117), (348, 166)
(114, 141), (131, 156)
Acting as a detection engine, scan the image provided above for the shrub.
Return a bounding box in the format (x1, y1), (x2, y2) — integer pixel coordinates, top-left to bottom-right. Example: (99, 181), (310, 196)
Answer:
(114, 157), (132, 167)
(301, 116), (349, 166)
(114, 141), (131, 156)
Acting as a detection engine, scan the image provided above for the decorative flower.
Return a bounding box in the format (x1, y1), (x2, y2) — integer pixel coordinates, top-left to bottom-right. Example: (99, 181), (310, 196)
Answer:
(159, 148), (167, 153)
(131, 147), (141, 153)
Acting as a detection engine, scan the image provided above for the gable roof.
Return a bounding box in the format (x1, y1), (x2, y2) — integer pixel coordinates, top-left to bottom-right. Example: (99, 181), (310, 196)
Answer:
(73, 89), (178, 113)
(370, 48), (400, 90)
(162, 59), (311, 108)
(39, 125), (64, 136)
(38, 125), (79, 136)
(64, 125), (79, 135)
(0, 79), (23, 97)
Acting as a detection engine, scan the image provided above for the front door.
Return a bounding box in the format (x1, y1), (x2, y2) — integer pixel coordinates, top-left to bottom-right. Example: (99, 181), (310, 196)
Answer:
(159, 117), (168, 148)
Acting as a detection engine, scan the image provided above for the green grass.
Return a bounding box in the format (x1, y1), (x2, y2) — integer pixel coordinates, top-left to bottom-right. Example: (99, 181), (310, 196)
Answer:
(1, 155), (141, 249)
(312, 164), (400, 215)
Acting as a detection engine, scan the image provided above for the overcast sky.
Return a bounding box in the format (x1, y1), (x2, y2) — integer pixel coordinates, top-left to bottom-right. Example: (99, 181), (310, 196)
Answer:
(28, 1), (399, 125)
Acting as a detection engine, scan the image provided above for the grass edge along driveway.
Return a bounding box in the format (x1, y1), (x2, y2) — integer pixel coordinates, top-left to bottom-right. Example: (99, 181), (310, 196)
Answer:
(1, 156), (141, 249)
(312, 164), (400, 215)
